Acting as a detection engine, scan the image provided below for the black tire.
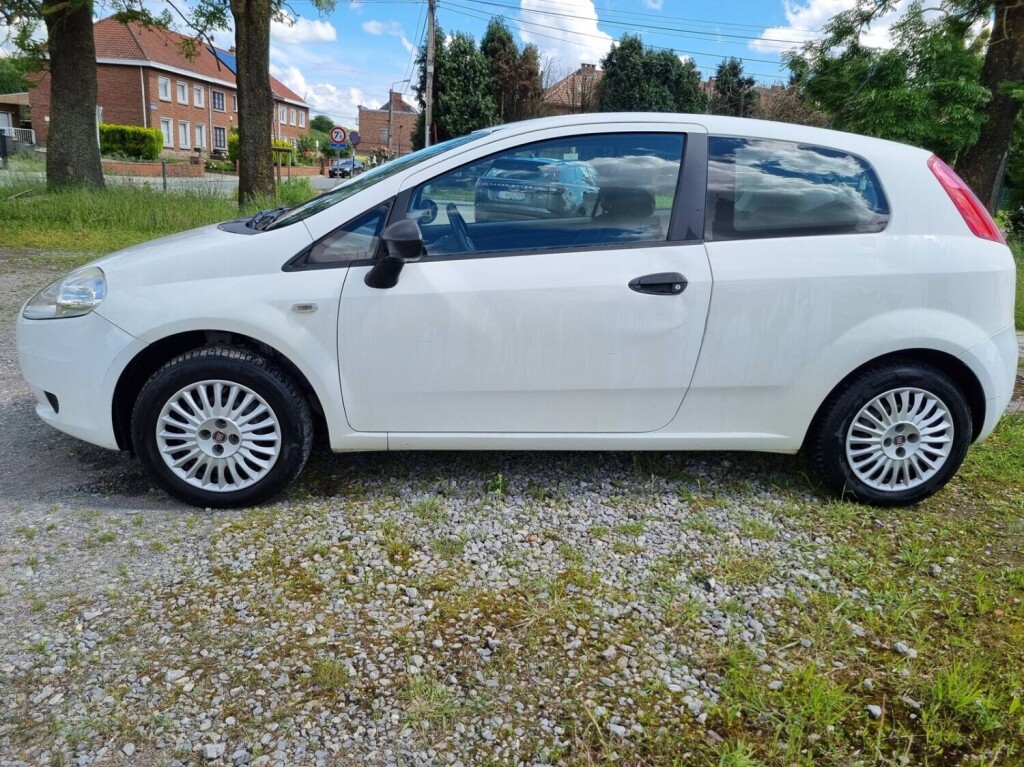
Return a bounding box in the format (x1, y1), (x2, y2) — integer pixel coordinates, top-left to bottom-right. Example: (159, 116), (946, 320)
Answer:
(132, 347), (313, 508)
(806, 361), (972, 506)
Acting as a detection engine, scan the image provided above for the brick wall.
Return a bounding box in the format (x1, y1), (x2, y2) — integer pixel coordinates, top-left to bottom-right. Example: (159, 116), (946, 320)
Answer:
(273, 103), (310, 143)
(358, 104), (417, 155)
(30, 64), (309, 155)
(101, 158), (204, 177)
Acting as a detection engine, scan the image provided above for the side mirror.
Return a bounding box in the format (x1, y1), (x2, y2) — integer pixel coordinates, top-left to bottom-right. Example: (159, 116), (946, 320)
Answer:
(364, 219), (424, 289)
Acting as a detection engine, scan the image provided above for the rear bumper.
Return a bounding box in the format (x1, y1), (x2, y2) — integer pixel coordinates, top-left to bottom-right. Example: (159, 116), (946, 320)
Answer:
(16, 311), (147, 450)
(961, 323), (1019, 441)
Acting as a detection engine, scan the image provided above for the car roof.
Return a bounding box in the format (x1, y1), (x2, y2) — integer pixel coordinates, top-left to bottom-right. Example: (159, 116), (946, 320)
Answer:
(480, 112), (930, 159)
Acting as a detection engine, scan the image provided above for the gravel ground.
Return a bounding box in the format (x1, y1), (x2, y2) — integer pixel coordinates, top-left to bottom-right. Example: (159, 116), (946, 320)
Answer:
(1, 248), (1021, 767)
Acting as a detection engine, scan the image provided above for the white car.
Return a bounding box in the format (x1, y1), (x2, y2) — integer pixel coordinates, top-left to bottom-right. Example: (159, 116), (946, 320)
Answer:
(16, 114), (1018, 508)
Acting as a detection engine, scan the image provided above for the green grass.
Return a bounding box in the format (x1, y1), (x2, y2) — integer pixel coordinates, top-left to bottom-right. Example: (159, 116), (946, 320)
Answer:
(0, 178), (317, 253)
(1012, 238), (1024, 330)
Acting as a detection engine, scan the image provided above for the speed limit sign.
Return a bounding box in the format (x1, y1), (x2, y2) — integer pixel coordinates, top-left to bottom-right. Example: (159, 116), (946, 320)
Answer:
(330, 126), (348, 144)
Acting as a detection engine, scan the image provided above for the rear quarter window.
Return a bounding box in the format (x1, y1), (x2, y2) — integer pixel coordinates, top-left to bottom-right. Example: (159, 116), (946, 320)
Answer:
(706, 137), (890, 241)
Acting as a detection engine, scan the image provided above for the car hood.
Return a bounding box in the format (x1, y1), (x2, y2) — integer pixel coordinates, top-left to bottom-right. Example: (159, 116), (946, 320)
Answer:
(85, 221), (313, 289)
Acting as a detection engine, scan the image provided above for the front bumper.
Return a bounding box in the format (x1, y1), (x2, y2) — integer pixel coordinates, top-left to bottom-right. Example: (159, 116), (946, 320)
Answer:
(16, 311), (147, 450)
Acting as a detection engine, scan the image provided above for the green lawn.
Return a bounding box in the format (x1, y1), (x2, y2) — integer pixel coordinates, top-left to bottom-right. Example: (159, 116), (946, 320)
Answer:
(1012, 238), (1024, 330)
(0, 178), (316, 253)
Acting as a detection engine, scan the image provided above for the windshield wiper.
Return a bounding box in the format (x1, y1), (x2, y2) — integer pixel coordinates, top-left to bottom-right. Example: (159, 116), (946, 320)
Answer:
(246, 206), (290, 231)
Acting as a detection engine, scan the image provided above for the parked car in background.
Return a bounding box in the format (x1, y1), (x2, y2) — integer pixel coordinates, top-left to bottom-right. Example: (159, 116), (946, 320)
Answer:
(329, 158), (364, 178)
(474, 157), (599, 222)
(17, 113), (1017, 509)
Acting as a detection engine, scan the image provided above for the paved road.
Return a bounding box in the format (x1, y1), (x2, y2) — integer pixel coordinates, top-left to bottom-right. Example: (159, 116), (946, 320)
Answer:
(2, 169), (339, 194)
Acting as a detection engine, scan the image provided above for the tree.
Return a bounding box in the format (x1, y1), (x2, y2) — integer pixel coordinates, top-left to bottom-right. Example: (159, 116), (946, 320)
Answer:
(481, 18), (543, 123)
(792, 0), (1024, 211)
(310, 114), (333, 133)
(789, 3), (987, 161)
(753, 85), (828, 127)
(412, 28), (497, 150)
(953, 1), (1024, 210)
(0, 56), (30, 94)
(709, 57), (757, 117)
(2, 1), (105, 189)
(597, 34), (706, 113)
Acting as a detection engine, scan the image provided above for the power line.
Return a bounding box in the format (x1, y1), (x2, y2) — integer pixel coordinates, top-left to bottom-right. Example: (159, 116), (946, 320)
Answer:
(459, 0), (813, 49)
(441, 3), (789, 76)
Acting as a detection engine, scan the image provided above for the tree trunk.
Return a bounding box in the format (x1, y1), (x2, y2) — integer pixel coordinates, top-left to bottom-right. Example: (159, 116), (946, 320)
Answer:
(955, 1), (1024, 212)
(230, 0), (274, 205)
(42, 0), (104, 189)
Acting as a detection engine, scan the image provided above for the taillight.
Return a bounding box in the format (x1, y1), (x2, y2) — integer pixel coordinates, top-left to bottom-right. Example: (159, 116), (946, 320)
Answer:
(927, 155), (1005, 244)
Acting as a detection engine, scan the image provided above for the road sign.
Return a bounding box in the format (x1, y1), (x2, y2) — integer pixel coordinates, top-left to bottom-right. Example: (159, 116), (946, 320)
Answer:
(330, 126), (348, 144)
(350, 131), (361, 147)
(330, 142), (348, 150)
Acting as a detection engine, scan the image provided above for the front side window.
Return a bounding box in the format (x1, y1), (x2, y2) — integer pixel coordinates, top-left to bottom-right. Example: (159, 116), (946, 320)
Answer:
(195, 123), (206, 148)
(298, 112), (305, 128)
(300, 203), (391, 267)
(289, 108), (296, 126)
(214, 127), (226, 149)
(279, 105), (287, 123)
(706, 137), (890, 241)
(194, 86), (205, 108)
(158, 77), (171, 101)
(212, 91), (225, 112)
(160, 118), (172, 147)
(178, 120), (190, 148)
(177, 82), (188, 104)
(405, 132), (685, 257)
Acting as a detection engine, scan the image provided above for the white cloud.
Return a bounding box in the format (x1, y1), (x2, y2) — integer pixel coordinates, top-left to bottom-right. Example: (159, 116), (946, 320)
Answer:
(749, 0), (917, 54)
(643, 0), (664, 8)
(271, 16), (337, 45)
(362, 19), (414, 54)
(271, 63), (381, 125)
(519, 0), (612, 70)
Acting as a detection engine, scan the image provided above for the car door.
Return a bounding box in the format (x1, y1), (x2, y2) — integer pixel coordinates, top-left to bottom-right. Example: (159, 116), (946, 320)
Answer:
(337, 125), (712, 435)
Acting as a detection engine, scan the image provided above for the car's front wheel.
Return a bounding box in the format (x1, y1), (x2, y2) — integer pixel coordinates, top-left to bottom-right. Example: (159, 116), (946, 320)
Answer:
(132, 347), (313, 508)
(807, 361), (972, 506)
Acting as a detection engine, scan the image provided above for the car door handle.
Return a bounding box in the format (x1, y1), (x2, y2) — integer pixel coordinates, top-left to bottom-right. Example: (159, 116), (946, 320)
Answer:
(628, 272), (687, 296)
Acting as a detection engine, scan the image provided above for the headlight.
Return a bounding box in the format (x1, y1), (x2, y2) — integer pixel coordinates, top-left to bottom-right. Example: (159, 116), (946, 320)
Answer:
(22, 267), (107, 320)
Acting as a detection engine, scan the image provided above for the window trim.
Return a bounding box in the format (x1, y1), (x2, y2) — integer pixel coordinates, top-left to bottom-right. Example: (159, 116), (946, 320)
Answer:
(289, 108), (296, 126)
(158, 76), (171, 102)
(298, 111), (305, 128)
(178, 120), (191, 149)
(176, 81), (188, 105)
(195, 123), (206, 149)
(212, 89), (226, 112)
(193, 85), (205, 108)
(213, 126), (227, 149)
(159, 117), (173, 147)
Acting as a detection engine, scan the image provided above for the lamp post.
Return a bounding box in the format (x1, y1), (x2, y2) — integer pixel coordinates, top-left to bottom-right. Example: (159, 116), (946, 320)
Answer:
(388, 78), (410, 156)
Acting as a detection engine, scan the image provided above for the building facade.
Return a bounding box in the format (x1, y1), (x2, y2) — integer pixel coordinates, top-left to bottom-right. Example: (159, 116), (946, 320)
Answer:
(28, 17), (309, 154)
(357, 92), (418, 156)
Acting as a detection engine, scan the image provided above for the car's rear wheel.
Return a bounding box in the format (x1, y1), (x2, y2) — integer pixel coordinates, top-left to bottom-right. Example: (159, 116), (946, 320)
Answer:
(132, 347), (313, 508)
(807, 361), (972, 506)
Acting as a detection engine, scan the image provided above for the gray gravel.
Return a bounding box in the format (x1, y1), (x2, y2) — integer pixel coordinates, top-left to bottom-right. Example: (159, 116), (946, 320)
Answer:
(1, 248), (1021, 766)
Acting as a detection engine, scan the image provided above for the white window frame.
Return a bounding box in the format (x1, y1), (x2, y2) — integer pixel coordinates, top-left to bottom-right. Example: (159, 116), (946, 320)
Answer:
(279, 105), (287, 123)
(232, 95), (238, 112)
(212, 90), (225, 112)
(178, 120), (190, 149)
(380, 128), (389, 143)
(193, 86), (205, 108)
(176, 81), (188, 105)
(158, 77), (171, 102)
(298, 112), (305, 128)
(289, 108), (296, 126)
(160, 118), (173, 147)
(214, 126), (226, 149)
(195, 123), (206, 149)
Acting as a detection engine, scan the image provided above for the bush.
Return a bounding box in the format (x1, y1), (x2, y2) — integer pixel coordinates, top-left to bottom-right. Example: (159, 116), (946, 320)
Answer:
(99, 124), (163, 161)
(227, 128), (294, 164)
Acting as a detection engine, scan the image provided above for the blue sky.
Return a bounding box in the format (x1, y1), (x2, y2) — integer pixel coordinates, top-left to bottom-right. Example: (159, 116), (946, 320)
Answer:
(261, 0), (915, 128)
(0, 0), (914, 130)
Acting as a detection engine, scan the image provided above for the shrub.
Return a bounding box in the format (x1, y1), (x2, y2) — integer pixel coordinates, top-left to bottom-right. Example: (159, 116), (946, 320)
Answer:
(99, 124), (163, 160)
(227, 128), (294, 164)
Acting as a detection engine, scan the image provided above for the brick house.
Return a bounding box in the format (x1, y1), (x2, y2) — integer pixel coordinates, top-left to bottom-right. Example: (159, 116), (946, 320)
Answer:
(27, 17), (309, 156)
(543, 63), (602, 116)
(358, 92), (418, 156)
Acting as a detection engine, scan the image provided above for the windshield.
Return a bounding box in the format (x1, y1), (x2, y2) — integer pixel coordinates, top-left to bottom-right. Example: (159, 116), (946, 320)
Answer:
(267, 131), (494, 230)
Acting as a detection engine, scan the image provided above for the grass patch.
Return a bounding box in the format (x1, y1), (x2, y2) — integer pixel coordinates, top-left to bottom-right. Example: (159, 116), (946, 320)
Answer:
(0, 179), (317, 253)
(1012, 237), (1024, 330)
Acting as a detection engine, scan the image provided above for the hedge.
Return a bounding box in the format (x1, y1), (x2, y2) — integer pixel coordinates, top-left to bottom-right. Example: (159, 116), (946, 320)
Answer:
(99, 124), (163, 161)
(227, 127), (294, 164)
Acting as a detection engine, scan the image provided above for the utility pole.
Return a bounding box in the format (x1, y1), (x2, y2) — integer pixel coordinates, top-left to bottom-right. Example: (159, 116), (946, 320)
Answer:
(389, 78), (409, 158)
(424, 0), (436, 147)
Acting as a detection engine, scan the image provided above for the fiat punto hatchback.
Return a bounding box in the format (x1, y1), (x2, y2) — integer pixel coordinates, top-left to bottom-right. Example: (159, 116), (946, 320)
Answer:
(17, 114), (1018, 508)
